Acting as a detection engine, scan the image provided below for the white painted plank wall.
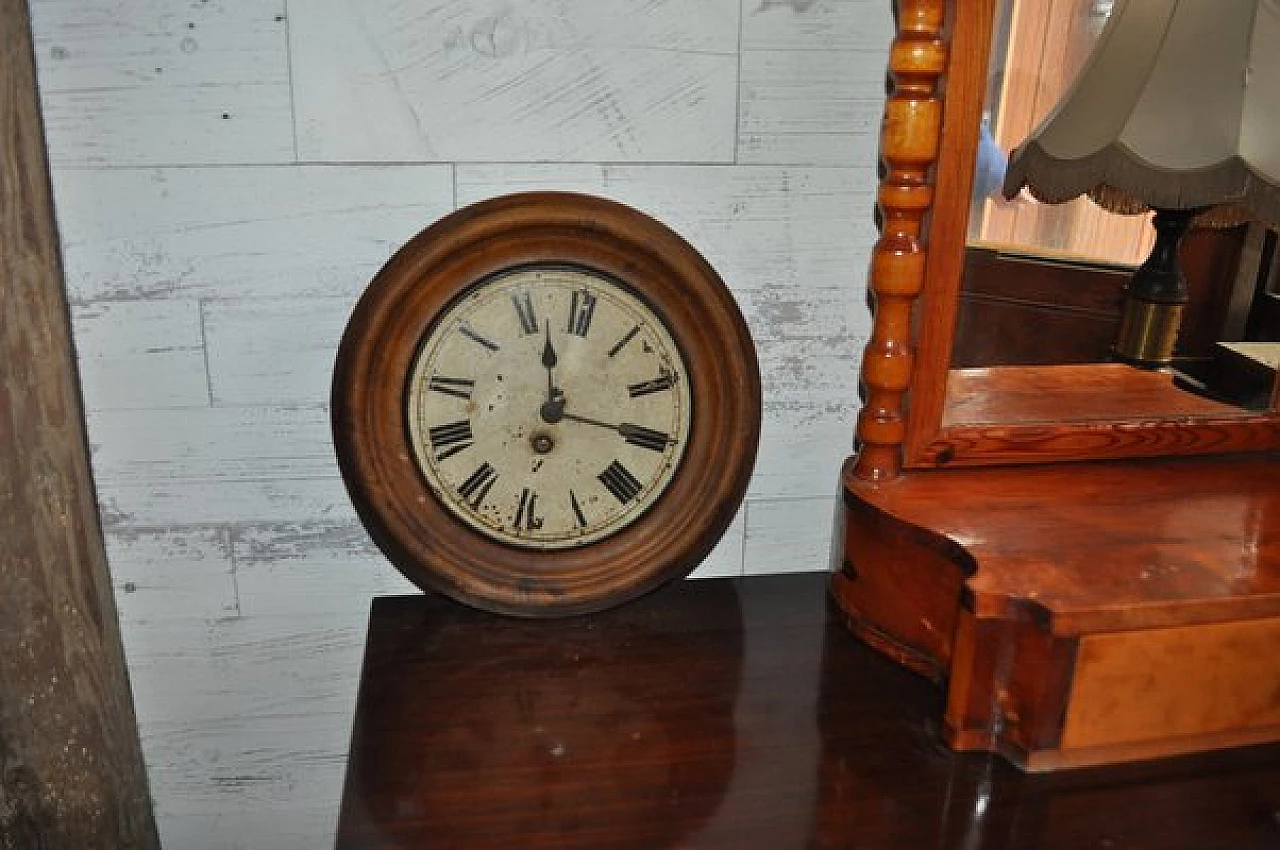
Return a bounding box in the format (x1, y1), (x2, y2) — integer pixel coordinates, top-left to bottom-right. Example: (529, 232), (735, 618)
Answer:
(29, 0), (893, 846)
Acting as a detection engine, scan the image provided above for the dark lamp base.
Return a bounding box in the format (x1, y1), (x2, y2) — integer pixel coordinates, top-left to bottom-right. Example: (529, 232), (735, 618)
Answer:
(1111, 208), (1199, 370)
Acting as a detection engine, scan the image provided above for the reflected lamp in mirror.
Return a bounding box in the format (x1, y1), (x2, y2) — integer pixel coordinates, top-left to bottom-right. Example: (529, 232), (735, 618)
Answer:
(1003, 0), (1280, 368)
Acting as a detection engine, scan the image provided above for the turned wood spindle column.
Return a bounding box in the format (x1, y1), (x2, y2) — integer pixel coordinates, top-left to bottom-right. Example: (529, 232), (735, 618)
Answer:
(853, 0), (948, 481)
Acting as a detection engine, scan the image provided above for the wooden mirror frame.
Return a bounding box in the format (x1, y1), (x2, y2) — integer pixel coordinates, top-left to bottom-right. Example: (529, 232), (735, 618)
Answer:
(854, 0), (1280, 481)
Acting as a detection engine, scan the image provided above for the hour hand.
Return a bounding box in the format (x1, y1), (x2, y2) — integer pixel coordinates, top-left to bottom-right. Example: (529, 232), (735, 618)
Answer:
(542, 326), (558, 371)
(541, 326), (559, 402)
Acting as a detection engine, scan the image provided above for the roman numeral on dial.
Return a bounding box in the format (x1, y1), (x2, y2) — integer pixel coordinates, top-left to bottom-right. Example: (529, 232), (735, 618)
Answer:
(457, 462), (498, 508)
(608, 324), (641, 357)
(567, 289), (597, 337)
(598, 460), (643, 503)
(628, 372), (677, 397)
(459, 323), (500, 352)
(514, 487), (543, 530)
(619, 423), (672, 453)
(428, 374), (475, 400)
(569, 490), (587, 528)
(511, 290), (538, 335)
(428, 420), (474, 460)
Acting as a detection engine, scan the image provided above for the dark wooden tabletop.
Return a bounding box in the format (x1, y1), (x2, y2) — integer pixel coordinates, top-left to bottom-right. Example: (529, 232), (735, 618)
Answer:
(335, 573), (1280, 849)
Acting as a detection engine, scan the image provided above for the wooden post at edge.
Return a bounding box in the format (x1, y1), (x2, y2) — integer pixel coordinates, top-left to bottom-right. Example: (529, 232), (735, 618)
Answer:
(0, 0), (159, 846)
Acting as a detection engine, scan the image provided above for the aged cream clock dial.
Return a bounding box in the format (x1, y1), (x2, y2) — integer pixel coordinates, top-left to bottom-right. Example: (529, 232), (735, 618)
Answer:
(332, 193), (760, 616)
(405, 267), (692, 549)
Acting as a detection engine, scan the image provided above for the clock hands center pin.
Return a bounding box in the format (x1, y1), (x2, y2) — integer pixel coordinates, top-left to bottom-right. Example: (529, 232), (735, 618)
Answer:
(539, 389), (566, 425)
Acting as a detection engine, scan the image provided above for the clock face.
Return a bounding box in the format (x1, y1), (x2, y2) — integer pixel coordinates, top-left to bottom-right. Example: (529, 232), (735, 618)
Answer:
(405, 266), (692, 549)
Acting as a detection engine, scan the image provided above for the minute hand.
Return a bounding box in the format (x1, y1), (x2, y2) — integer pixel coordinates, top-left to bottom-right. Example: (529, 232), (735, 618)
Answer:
(560, 411), (620, 431)
(560, 412), (676, 450)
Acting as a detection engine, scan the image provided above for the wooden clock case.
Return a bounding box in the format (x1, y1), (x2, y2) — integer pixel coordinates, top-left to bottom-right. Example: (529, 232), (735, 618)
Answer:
(832, 0), (1280, 771)
(333, 192), (761, 617)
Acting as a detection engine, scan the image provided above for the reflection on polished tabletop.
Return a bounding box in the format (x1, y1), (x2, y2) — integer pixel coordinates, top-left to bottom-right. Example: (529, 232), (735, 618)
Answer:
(335, 574), (1280, 849)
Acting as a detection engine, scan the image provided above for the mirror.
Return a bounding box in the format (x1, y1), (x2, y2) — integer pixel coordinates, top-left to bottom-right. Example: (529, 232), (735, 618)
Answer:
(943, 0), (1278, 426)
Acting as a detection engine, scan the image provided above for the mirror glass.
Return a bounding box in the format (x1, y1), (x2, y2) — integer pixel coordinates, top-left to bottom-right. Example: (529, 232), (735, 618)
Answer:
(944, 0), (1276, 426)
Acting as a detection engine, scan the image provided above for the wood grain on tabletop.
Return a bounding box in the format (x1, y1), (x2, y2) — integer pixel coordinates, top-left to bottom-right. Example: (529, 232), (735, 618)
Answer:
(336, 574), (1280, 850)
(841, 453), (1280, 634)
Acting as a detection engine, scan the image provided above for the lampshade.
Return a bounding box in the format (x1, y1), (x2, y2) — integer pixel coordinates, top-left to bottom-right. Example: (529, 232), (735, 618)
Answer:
(1003, 0), (1280, 228)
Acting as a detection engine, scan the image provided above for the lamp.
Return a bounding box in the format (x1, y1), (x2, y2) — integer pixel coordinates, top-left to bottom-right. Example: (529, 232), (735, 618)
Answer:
(1003, 0), (1280, 368)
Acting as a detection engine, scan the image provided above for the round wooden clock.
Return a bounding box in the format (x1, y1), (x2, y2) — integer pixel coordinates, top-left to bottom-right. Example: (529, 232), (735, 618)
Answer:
(332, 192), (760, 616)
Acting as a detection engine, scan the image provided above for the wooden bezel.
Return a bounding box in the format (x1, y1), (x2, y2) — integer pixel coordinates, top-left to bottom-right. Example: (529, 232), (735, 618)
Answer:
(331, 192), (761, 616)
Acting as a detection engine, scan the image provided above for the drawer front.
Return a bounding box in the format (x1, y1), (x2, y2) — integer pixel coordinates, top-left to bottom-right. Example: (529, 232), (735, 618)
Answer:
(1062, 617), (1280, 750)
